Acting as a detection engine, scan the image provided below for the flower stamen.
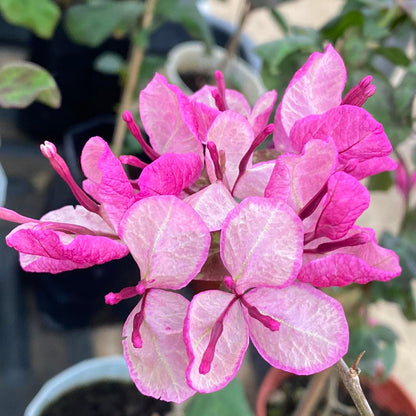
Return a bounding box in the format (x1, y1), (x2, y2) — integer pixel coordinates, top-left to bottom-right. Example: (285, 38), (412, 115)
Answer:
(41, 141), (100, 214)
(122, 111), (159, 160)
(342, 75), (376, 107)
(212, 71), (228, 111)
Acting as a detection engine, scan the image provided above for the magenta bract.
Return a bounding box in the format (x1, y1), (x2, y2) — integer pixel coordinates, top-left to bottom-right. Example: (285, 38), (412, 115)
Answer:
(273, 44), (346, 151)
(140, 73), (202, 157)
(123, 289), (196, 402)
(0, 44), (403, 404)
(119, 195), (211, 291)
(5, 205), (128, 273)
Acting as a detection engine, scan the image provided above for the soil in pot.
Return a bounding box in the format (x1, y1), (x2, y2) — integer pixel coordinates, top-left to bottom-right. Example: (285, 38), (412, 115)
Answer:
(266, 375), (406, 416)
(179, 70), (241, 93)
(40, 380), (171, 416)
(180, 71), (213, 92)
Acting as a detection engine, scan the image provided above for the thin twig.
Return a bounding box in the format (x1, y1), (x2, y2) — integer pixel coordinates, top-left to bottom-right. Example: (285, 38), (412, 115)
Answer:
(219, 0), (252, 74)
(336, 358), (375, 416)
(292, 368), (332, 416)
(111, 0), (158, 157)
(322, 369), (357, 416)
(351, 351), (366, 372)
(322, 369), (339, 416)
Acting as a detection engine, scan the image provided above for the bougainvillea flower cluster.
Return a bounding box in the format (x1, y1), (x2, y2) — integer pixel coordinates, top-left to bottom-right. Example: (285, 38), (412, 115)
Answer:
(0, 44), (401, 402)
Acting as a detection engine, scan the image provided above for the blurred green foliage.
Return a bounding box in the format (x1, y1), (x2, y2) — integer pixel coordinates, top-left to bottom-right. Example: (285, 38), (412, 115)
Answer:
(258, 0), (416, 379)
(259, 0), (416, 154)
(185, 378), (253, 416)
(0, 62), (61, 109)
(0, 0), (60, 39)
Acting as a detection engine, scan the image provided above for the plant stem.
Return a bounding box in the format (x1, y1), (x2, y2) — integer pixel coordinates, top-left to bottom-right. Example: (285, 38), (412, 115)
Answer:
(292, 368), (332, 416)
(220, 0), (252, 74)
(322, 370), (357, 416)
(111, 0), (158, 157)
(336, 359), (374, 416)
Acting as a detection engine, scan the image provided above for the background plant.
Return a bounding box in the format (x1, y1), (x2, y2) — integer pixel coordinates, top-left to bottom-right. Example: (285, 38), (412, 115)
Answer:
(257, 0), (416, 381)
(0, 0), (215, 155)
(0, 0), (414, 413)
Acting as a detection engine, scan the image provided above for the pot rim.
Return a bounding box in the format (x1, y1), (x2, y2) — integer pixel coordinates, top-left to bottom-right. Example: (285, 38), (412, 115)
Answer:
(24, 355), (130, 416)
(165, 40), (265, 103)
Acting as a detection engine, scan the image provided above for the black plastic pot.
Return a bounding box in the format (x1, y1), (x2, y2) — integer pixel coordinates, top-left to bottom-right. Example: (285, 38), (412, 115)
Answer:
(18, 15), (259, 141)
(27, 116), (138, 329)
(0, 14), (30, 46)
(19, 24), (127, 140)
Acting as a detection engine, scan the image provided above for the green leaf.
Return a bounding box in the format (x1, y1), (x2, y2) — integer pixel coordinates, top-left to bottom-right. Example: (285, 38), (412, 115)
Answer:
(0, 62), (61, 109)
(269, 8), (289, 34)
(394, 64), (416, 117)
(370, 232), (416, 320)
(400, 208), (416, 246)
(321, 10), (364, 42)
(412, 145), (416, 168)
(137, 54), (165, 89)
(259, 50), (312, 96)
(255, 34), (320, 71)
(132, 27), (150, 48)
(0, 0), (60, 39)
(355, 71), (411, 148)
(346, 323), (397, 378)
(250, 0), (288, 8)
(360, 0), (396, 10)
(157, 0), (214, 51)
(363, 18), (390, 40)
(340, 0), (366, 13)
(342, 28), (369, 68)
(366, 171), (393, 191)
(372, 324), (397, 344)
(373, 46), (411, 67)
(381, 232), (416, 272)
(94, 52), (125, 75)
(123, 130), (142, 155)
(185, 378), (253, 416)
(64, 1), (144, 48)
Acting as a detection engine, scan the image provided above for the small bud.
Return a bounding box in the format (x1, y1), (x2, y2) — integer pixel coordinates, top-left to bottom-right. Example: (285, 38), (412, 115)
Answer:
(136, 281), (146, 295)
(104, 285), (141, 305)
(40, 141), (57, 158)
(105, 292), (120, 305)
(40, 140), (100, 214)
(342, 75), (376, 107)
(224, 276), (235, 291)
(213, 71), (228, 111)
(119, 155), (148, 169)
(122, 111), (133, 123)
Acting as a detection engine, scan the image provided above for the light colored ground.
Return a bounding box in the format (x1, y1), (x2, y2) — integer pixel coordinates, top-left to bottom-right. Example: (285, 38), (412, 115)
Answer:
(207, 0), (344, 44)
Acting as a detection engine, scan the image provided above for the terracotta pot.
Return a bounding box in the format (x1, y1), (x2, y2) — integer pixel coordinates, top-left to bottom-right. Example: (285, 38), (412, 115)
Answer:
(256, 368), (291, 416)
(256, 367), (416, 416)
(366, 376), (416, 416)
